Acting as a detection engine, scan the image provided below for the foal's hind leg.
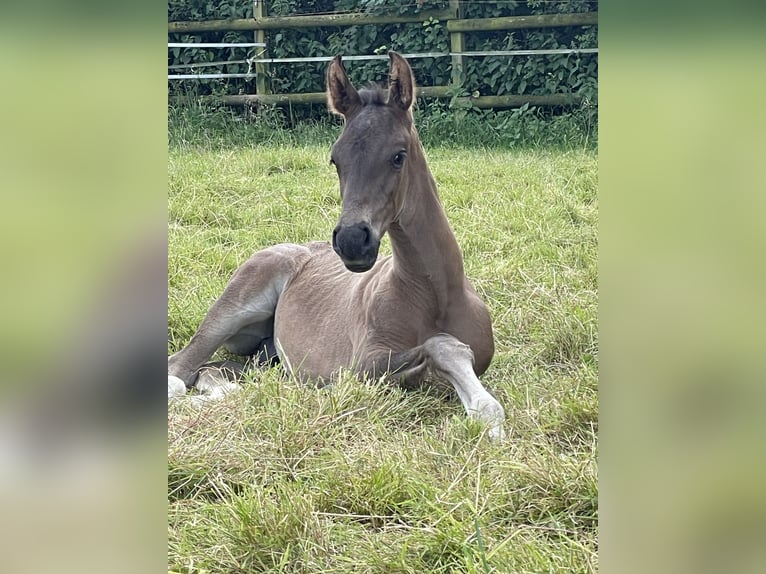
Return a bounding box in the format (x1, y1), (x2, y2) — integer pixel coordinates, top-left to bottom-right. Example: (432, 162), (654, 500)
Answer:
(168, 245), (305, 397)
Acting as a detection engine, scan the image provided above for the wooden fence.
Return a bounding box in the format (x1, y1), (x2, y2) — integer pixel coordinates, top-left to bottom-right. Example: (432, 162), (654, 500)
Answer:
(168, 1), (597, 109)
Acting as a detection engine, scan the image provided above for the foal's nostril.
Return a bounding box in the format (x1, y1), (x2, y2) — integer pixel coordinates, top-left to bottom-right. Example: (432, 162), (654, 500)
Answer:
(360, 223), (371, 246)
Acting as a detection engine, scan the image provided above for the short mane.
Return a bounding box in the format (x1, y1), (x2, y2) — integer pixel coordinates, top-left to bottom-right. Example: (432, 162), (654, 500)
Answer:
(358, 86), (388, 106)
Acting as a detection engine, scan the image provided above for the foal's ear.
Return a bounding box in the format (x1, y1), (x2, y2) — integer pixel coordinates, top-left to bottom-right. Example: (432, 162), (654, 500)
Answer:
(327, 55), (360, 117)
(387, 51), (416, 111)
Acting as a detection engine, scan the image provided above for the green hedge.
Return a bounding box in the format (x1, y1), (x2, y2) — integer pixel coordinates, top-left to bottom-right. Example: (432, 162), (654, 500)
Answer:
(168, 0), (597, 103)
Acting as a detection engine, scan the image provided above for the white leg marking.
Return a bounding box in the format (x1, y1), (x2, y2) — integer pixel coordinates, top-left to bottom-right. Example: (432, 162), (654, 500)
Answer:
(168, 375), (187, 399)
(189, 368), (241, 406)
(424, 334), (506, 440)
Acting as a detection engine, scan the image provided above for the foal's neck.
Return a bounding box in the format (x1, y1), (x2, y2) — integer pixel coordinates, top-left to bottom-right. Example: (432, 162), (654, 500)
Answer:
(388, 136), (465, 300)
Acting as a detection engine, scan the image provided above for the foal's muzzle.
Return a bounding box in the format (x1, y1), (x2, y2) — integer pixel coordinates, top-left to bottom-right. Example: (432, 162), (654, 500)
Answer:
(332, 222), (380, 272)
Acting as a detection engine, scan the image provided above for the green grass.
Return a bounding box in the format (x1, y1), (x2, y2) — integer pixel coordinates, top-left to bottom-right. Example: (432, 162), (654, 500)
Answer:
(168, 110), (598, 573)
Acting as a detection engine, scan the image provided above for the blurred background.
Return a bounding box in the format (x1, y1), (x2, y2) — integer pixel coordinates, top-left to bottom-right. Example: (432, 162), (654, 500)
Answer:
(0, 2), (167, 573)
(599, 2), (766, 573)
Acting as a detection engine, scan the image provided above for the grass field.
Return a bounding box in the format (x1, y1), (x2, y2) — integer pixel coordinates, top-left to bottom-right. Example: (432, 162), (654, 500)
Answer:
(168, 111), (598, 573)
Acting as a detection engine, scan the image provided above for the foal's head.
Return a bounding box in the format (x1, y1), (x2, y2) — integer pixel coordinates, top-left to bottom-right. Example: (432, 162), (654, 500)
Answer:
(327, 52), (417, 272)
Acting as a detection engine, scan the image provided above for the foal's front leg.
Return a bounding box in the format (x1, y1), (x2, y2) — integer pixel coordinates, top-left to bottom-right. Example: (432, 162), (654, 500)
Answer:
(362, 335), (506, 440)
(421, 334), (506, 440)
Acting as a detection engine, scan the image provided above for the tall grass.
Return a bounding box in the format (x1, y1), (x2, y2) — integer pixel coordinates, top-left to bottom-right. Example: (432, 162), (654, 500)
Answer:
(168, 105), (598, 573)
(168, 99), (597, 150)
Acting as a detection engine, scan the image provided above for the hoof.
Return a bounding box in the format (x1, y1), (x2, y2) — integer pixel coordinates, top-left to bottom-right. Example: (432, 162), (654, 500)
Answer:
(471, 397), (506, 441)
(193, 367), (241, 403)
(487, 422), (506, 442)
(168, 375), (187, 399)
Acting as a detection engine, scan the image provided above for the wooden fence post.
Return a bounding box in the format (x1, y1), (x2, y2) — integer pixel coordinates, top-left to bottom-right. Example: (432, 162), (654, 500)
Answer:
(448, 0), (465, 89)
(253, 0), (270, 96)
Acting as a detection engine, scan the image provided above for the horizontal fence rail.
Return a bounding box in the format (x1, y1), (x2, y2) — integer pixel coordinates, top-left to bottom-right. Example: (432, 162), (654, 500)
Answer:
(216, 89), (583, 109)
(168, 9), (455, 33)
(168, 4), (597, 109)
(168, 42), (265, 48)
(169, 59), (253, 70)
(168, 40), (266, 77)
(446, 11), (597, 32)
(168, 10), (596, 33)
(168, 48), (598, 80)
(169, 73), (256, 80)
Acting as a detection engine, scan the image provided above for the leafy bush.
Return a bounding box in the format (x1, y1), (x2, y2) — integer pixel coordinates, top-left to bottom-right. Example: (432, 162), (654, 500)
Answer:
(169, 1), (596, 96)
(168, 0), (597, 142)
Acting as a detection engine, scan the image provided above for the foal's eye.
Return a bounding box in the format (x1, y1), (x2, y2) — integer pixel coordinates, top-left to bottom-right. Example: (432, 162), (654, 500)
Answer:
(392, 151), (407, 169)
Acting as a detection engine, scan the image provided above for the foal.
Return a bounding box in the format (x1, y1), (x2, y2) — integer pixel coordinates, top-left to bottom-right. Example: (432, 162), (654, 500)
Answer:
(168, 52), (505, 440)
